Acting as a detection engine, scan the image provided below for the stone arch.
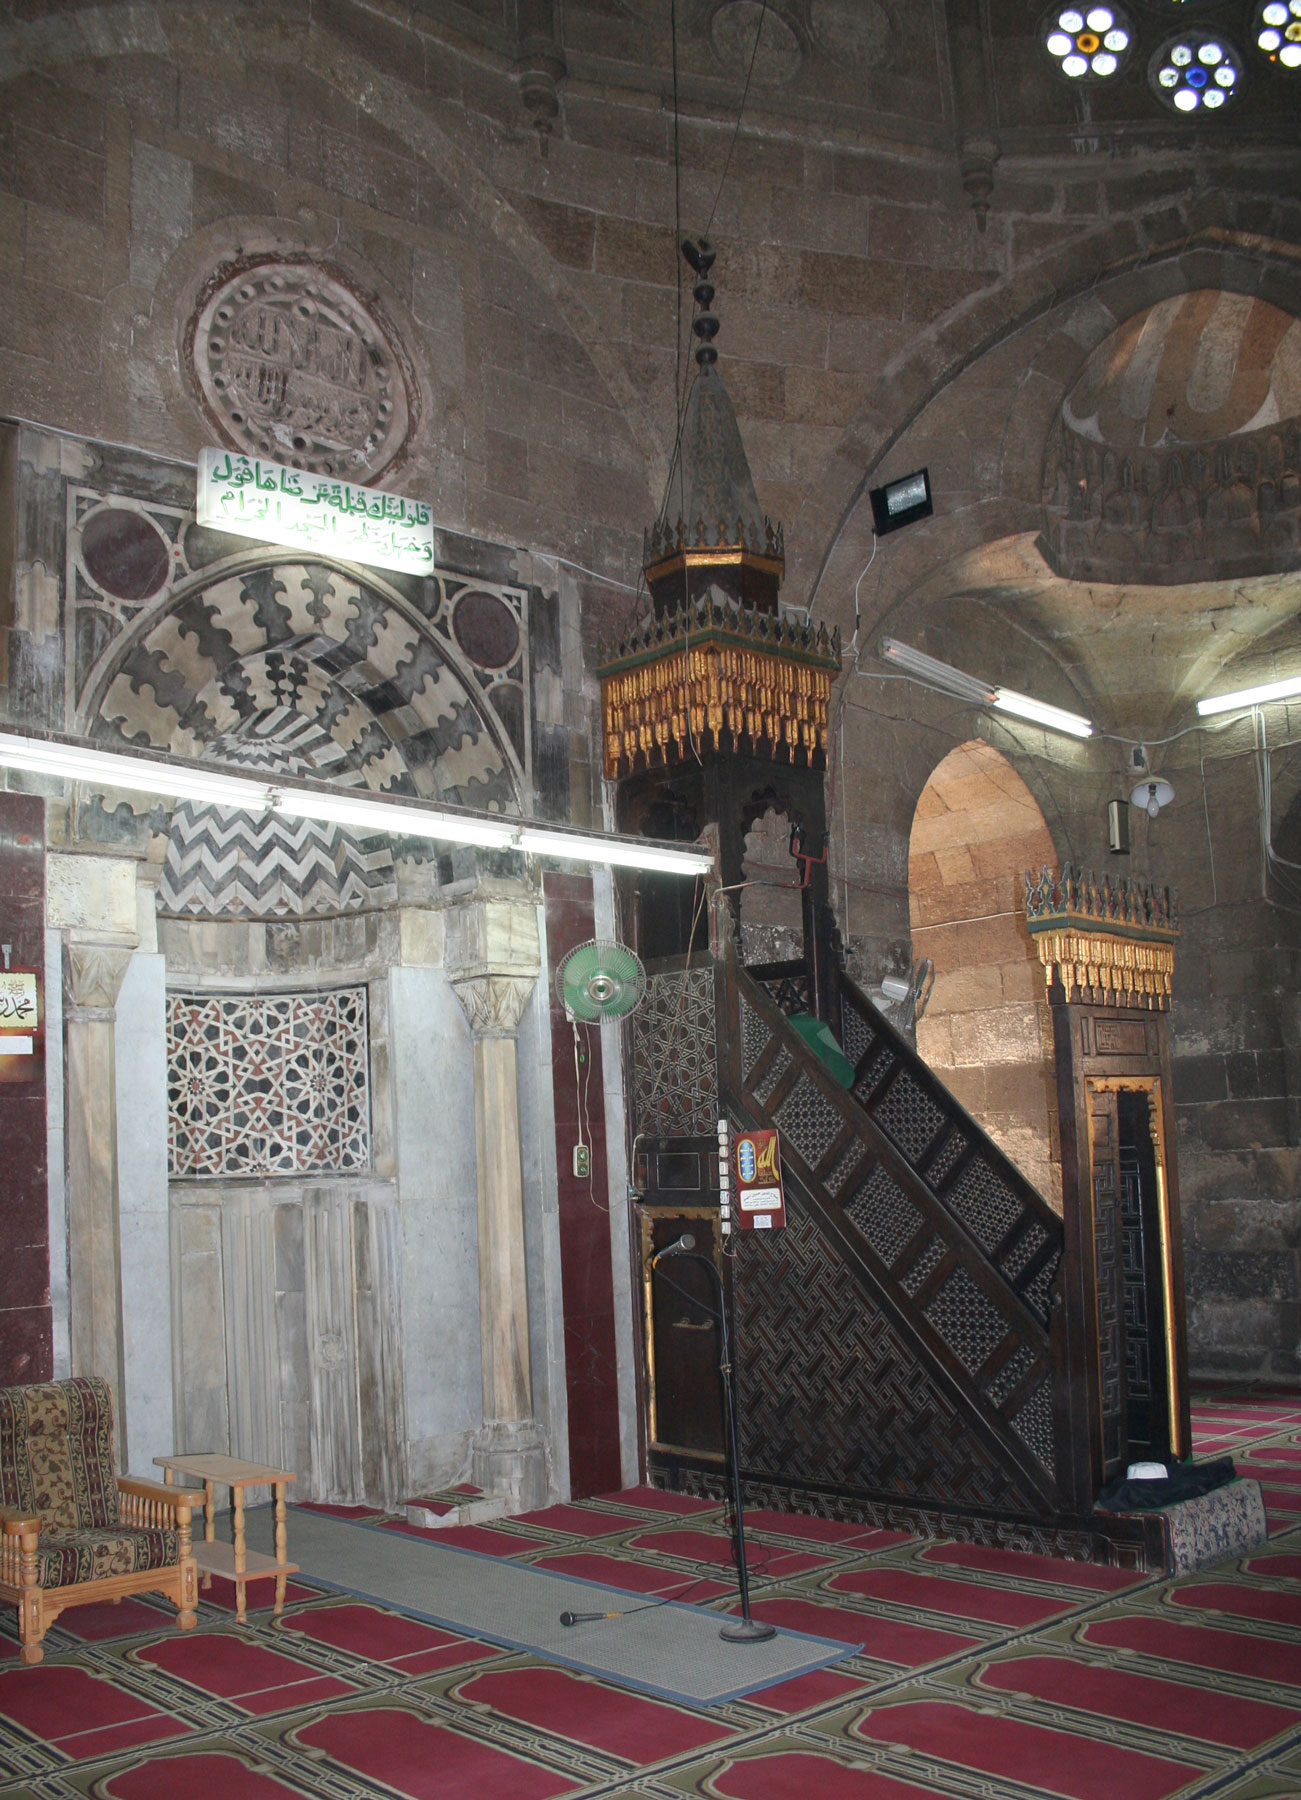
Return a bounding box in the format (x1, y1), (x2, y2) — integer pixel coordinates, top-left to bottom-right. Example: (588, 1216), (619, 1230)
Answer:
(78, 550), (527, 841)
(797, 223), (1301, 620)
(909, 739), (1061, 1210)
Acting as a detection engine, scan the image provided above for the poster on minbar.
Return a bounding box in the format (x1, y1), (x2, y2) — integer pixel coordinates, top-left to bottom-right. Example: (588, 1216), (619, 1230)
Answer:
(734, 1128), (785, 1231)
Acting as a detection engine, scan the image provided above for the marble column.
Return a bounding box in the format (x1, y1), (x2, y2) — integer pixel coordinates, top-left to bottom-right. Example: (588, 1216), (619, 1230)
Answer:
(63, 935), (135, 1445)
(445, 882), (548, 1510)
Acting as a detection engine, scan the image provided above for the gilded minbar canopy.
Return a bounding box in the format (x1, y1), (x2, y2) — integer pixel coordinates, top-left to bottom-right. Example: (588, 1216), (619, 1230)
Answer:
(1024, 866), (1180, 1010)
(597, 605), (840, 781)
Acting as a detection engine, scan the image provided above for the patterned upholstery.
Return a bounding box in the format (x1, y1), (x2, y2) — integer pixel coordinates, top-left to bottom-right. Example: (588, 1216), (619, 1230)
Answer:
(0, 1376), (120, 1531)
(2, 1376), (195, 1663)
(35, 1527), (181, 1589)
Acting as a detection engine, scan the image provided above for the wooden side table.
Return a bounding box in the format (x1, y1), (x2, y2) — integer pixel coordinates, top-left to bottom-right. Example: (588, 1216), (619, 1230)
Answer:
(155, 1454), (299, 1624)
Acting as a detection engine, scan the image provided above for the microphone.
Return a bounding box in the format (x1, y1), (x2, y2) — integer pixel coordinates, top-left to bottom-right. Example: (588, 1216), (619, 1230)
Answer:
(652, 1232), (696, 1266)
(560, 1609), (622, 1626)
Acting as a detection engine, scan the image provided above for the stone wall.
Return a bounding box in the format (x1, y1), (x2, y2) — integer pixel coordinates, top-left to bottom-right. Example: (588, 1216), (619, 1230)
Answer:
(0, 0), (1297, 1390)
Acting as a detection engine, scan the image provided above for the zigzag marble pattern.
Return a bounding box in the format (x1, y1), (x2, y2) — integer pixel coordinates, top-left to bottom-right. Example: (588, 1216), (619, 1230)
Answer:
(158, 799), (396, 917)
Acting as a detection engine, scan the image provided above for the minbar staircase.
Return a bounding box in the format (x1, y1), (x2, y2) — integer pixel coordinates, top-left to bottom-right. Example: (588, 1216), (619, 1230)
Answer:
(649, 949), (1158, 1562)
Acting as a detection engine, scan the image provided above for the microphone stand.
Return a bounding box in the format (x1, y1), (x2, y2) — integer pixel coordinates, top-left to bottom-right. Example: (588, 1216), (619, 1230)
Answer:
(652, 1243), (776, 1644)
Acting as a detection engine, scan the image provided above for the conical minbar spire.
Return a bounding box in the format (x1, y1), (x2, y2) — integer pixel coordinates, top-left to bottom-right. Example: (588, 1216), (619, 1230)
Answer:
(645, 240), (784, 618)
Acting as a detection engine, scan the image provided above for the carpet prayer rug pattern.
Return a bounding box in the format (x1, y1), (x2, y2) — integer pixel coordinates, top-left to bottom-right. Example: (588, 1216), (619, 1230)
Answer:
(0, 1391), (1297, 1798)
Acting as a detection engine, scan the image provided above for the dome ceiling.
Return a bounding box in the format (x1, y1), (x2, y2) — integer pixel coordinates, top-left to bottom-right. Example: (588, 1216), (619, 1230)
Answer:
(907, 533), (1301, 737)
(1062, 292), (1301, 448)
(1041, 291), (1301, 586)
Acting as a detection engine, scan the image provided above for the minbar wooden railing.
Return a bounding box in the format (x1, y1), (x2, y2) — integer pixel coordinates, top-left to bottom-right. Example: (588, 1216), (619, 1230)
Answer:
(720, 952), (1069, 1520)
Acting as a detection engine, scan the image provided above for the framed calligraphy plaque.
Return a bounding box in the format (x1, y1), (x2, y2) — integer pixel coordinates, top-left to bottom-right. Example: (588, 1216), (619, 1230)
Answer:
(189, 258), (413, 479)
(0, 968), (43, 1083)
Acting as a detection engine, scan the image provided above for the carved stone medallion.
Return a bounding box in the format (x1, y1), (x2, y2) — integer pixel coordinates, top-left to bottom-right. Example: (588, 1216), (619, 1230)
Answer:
(811, 0), (892, 69)
(710, 2), (802, 85)
(188, 258), (414, 479)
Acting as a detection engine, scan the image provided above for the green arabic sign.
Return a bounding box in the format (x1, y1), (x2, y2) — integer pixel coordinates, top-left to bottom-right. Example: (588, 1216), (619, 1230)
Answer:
(197, 449), (434, 576)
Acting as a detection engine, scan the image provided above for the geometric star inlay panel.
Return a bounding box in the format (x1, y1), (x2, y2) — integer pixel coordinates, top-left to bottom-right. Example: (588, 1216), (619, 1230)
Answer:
(167, 986), (370, 1177)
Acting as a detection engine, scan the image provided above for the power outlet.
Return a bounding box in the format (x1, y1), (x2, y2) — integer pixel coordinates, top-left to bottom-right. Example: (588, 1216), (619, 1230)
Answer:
(573, 1144), (591, 1179)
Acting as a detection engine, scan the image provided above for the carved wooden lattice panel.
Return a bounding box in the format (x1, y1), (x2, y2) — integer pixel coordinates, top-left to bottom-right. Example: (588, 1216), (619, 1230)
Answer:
(739, 995), (769, 1086)
(900, 1238), (946, 1296)
(841, 999), (874, 1068)
(733, 1190), (1038, 1512)
(727, 962), (1061, 1506)
(947, 1159), (1024, 1255)
(1003, 1218), (1051, 1278)
(822, 1139), (864, 1199)
(836, 985), (1063, 1327)
(928, 1127), (969, 1187)
(631, 967), (718, 1136)
(772, 1074), (843, 1169)
(986, 1340), (1036, 1406)
(167, 986), (370, 1177)
(752, 967), (813, 1017)
(844, 1164), (922, 1270)
(873, 1067), (947, 1164)
(752, 1044), (792, 1106)
(1011, 1384), (1057, 1475)
(923, 1269), (1008, 1377)
(1090, 1088), (1126, 1471)
(1120, 1143), (1154, 1413)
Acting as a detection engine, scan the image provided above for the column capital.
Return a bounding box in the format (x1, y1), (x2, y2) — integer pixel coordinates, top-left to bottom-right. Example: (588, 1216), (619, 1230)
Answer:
(63, 935), (136, 1018)
(445, 882), (541, 1039)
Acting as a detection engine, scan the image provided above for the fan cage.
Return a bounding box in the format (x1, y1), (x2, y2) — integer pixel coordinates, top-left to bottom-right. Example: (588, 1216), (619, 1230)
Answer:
(555, 938), (647, 1022)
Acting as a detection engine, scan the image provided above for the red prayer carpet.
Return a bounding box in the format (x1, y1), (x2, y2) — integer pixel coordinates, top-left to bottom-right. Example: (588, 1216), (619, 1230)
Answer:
(1, 1387), (1299, 1799)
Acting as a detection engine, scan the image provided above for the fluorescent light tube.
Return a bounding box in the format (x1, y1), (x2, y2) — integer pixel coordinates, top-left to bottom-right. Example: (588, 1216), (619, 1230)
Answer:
(879, 638), (995, 706)
(1197, 673), (1301, 717)
(992, 688), (1093, 739)
(0, 728), (713, 874)
(515, 827), (714, 875)
(880, 639), (1092, 737)
(0, 734), (271, 810)
(275, 786), (515, 849)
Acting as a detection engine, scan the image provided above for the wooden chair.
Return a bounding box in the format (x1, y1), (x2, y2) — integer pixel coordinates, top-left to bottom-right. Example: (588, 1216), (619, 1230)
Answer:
(0, 1376), (205, 1665)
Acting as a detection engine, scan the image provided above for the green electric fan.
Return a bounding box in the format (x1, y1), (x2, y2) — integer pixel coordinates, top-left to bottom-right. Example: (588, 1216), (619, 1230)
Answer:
(555, 938), (647, 1024)
(555, 940), (645, 1182)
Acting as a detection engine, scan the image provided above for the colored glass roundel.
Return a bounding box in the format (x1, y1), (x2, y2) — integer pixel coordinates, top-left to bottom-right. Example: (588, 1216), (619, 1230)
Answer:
(1149, 29), (1243, 108)
(1255, 0), (1301, 67)
(1042, 2), (1134, 78)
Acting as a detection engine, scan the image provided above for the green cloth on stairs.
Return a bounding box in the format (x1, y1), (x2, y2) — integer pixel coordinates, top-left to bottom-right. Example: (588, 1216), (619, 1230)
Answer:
(787, 1011), (856, 1088)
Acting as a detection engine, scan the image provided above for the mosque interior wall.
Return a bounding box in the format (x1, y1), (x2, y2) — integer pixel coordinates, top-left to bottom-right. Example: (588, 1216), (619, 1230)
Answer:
(0, 1), (1297, 1505)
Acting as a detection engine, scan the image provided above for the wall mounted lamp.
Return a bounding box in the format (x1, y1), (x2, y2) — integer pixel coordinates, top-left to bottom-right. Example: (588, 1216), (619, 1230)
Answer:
(879, 639), (1093, 739)
(0, 727), (716, 878)
(1131, 778), (1175, 819)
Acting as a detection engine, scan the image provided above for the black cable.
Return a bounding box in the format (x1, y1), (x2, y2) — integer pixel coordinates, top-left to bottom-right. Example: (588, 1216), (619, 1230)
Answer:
(702, 0), (769, 241)
(672, 0), (683, 451)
